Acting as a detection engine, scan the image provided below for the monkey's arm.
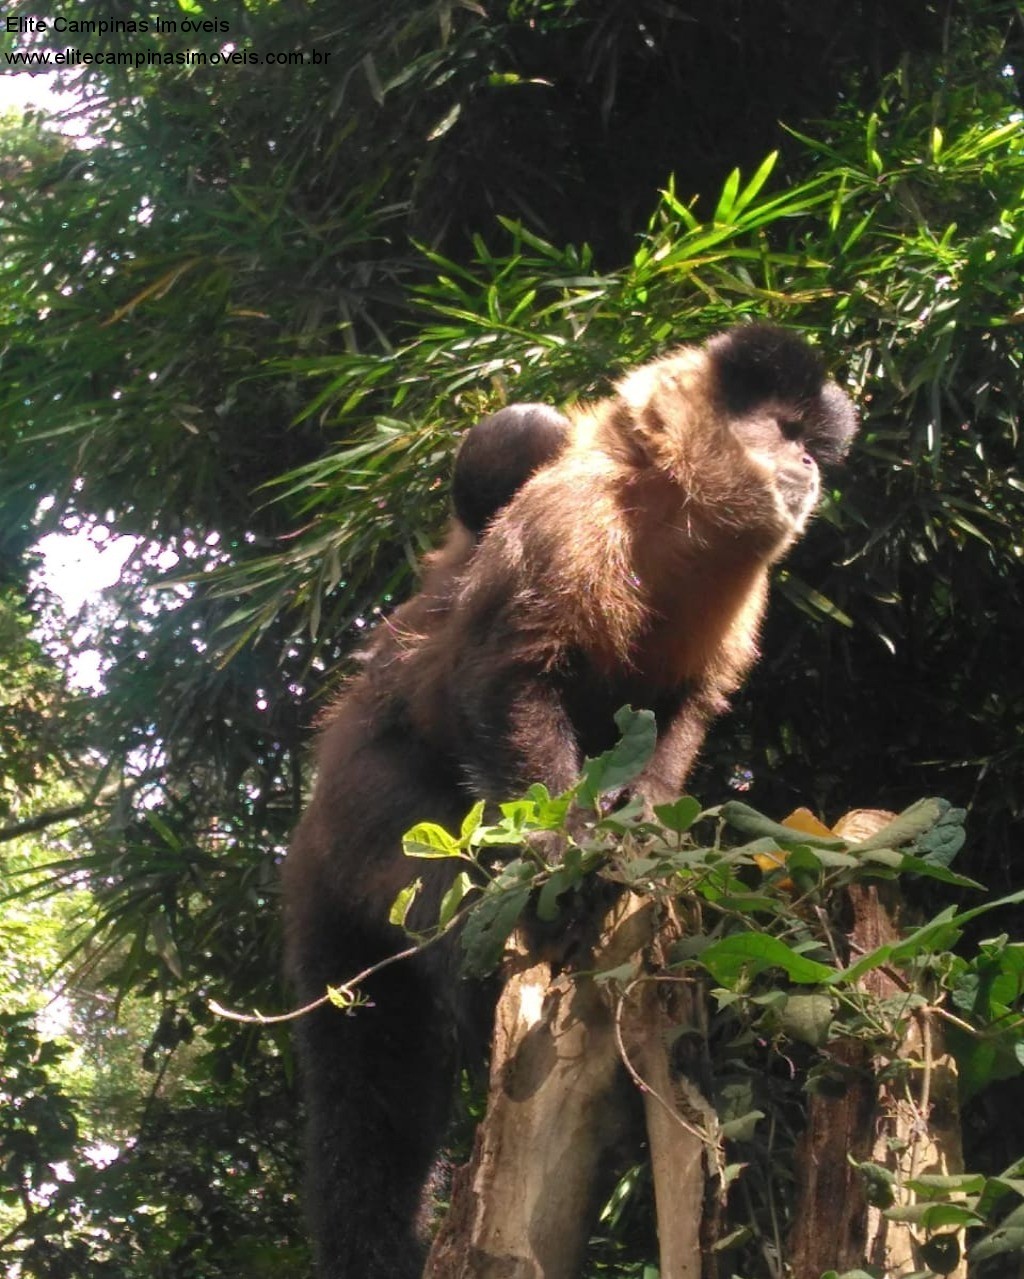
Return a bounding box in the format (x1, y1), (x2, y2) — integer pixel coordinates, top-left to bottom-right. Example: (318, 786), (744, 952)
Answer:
(443, 463), (642, 799)
(634, 689), (724, 808)
(452, 656), (584, 800)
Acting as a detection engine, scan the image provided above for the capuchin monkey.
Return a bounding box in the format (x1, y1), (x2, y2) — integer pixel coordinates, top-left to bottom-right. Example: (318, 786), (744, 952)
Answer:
(284, 323), (858, 1279)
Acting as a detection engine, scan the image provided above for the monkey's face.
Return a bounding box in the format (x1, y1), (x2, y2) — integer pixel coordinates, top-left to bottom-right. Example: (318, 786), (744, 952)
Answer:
(707, 326), (858, 550)
(609, 324), (857, 558)
(730, 403), (822, 536)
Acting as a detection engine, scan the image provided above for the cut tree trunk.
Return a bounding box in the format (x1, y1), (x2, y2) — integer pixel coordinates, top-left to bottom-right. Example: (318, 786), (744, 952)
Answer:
(424, 892), (713, 1279)
(428, 808), (965, 1279)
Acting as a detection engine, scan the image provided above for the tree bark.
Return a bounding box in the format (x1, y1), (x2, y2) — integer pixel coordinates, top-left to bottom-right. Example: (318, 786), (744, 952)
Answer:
(430, 809), (966, 1279)
(424, 894), (654, 1279)
(788, 810), (966, 1278)
(621, 976), (707, 1279)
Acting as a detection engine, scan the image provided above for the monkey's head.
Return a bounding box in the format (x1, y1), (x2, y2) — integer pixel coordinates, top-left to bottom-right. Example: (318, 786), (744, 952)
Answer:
(614, 323), (858, 557)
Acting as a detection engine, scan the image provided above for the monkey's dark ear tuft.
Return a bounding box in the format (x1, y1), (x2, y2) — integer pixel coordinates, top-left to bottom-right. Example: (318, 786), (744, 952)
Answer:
(804, 382), (859, 465)
(707, 323), (826, 413)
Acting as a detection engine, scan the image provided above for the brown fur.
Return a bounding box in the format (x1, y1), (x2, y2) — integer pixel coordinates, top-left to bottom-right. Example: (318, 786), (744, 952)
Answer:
(283, 324), (857, 1279)
(357, 403), (569, 669)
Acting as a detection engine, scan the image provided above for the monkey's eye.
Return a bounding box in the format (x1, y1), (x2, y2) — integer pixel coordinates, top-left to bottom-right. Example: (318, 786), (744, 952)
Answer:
(778, 417), (804, 441)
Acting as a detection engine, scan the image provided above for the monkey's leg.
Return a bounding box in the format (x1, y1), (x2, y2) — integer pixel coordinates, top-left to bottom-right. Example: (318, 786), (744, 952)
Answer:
(295, 943), (459, 1279)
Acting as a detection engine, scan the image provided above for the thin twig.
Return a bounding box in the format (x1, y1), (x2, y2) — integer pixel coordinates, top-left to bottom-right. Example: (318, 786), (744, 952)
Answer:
(612, 972), (725, 1180)
(209, 901), (477, 1024)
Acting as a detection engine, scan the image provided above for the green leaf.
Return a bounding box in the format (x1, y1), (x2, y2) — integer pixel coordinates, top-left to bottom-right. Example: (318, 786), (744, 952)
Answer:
(710, 1225), (753, 1253)
(496, 800), (537, 828)
(897, 853), (982, 889)
(461, 886), (530, 975)
(775, 571), (854, 626)
(976, 1176), (1024, 1220)
(389, 879), (422, 928)
(906, 1172), (987, 1196)
(833, 890), (1024, 986)
(535, 864), (579, 922)
(811, 849), (861, 869)
(714, 168), (742, 222)
(427, 102), (463, 142)
(850, 798), (949, 851)
(779, 992), (835, 1047)
(696, 934), (835, 987)
(403, 822), (462, 858)
(439, 872), (474, 929)
(865, 111), (883, 174)
(731, 150), (779, 217)
(619, 855), (668, 884)
(460, 801), (487, 845)
(860, 848), (904, 868)
(914, 807), (967, 867)
(834, 905), (959, 984)
(596, 792), (648, 832)
(786, 846), (825, 876)
(577, 707), (656, 810)
(653, 795), (702, 833)
(886, 1202), (983, 1229)
(855, 1161), (896, 1208)
(720, 1108), (764, 1141)
(145, 811), (183, 851)
(720, 801), (846, 849)
(362, 53), (385, 106)
(474, 821), (531, 848)
(523, 784), (573, 830)
(970, 1202), (1024, 1262)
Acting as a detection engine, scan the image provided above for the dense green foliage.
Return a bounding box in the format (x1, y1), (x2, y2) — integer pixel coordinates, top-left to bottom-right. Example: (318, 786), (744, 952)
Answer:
(1, 0), (1023, 1274)
(391, 712), (1024, 1273)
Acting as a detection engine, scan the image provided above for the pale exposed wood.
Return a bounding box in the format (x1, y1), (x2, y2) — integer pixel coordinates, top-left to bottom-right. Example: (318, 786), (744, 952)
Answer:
(424, 895), (655, 1279)
(865, 1017), (966, 1277)
(622, 977), (706, 1279)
